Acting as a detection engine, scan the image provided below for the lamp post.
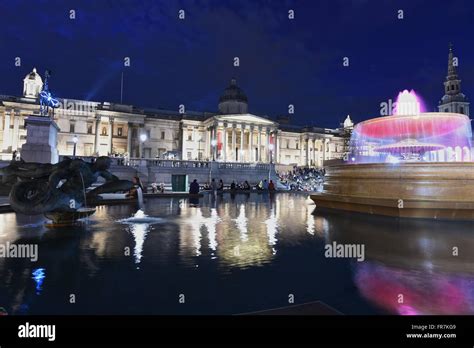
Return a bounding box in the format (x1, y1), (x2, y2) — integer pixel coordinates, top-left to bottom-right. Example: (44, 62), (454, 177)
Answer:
(72, 135), (78, 158)
(211, 139), (217, 161)
(140, 133), (147, 158)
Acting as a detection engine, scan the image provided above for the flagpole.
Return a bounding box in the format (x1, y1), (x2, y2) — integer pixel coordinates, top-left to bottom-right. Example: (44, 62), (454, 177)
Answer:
(120, 71), (124, 104)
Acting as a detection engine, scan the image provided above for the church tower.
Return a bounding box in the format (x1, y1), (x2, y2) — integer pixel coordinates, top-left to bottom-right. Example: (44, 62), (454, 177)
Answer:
(438, 44), (469, 116)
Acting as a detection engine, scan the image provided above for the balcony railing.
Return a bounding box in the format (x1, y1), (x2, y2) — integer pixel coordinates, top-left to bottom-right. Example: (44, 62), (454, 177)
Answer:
(130, 158), (210, 168)
(58, 155), (273, 170)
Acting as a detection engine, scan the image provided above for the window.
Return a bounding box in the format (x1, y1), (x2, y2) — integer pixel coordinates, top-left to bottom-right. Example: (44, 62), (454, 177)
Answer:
(69, 123), (75, 133)
(187, 152), (192, 160)
(101, 127), (107, 136)
(87, 124), (93, 134)
(445, 108), (449, 112)
(187, 131), (192, 141)
(161, 131), (165, 140)
(146, 129), (151, 139)
(460, 107), (464, 114)
(117, 127), (123, 136)
(295, 142), (299, 150)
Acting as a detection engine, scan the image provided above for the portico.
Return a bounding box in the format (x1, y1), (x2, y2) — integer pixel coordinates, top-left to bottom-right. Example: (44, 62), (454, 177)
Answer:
(204, 114), (278, 163)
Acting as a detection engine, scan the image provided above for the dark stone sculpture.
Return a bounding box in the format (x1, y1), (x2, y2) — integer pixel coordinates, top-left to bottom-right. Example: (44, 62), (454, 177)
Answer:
(0, 157), (133, 220)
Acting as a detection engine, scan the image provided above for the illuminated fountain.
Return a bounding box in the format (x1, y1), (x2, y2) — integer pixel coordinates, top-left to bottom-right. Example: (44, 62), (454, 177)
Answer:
(351, 90), (472, 163)
(311, 90), (474, 220)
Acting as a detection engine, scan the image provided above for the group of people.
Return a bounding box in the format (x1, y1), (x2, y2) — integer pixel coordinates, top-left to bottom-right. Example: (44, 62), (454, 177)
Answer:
(277, 166), (325, 191)
(189, 178), (277, 194)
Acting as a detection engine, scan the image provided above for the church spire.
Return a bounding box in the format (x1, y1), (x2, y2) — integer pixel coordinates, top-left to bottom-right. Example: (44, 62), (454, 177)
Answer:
(444, 44), (462, 96)
(447, 43), (458, 80)
(438, 44), (469, 116)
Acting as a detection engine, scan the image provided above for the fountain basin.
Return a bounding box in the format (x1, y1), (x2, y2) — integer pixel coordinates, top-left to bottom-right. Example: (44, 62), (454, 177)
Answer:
(310, 162), (474, 220)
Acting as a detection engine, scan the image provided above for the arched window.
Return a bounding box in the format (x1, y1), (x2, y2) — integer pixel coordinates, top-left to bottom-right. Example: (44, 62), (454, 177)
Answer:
(101, 127), (108, 136)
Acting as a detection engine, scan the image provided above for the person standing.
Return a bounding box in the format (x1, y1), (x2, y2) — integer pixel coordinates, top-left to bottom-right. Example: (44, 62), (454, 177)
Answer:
(189, 179), (200, 194)
(211, 178), (218, 193)
(268, 180), (275, 191)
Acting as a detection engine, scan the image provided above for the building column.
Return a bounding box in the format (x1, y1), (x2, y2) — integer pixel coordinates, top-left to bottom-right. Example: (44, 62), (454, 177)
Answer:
(11, 111), (20, 151)
(307, 138), (313, 166)
(323, 138), (328, 163)
(231, 125), (236, 161)
(2, 110), (11, 151)
(266, 130), (271, 163)
(207, 126), (211, 160)
(213, 125), (218, 160)
(108, 117), (114, 155)
(240, 126), (244, 162)
(257, 127), (262, 162)
(127, 123), (133, 156)
(305, 138), (310, 166)
(275, 131), (279, 164)
(139, 125), (144, 158)
(249, 125), (254, 162)
(222, 125), (227, 162)
(94, 115), (101, 155)
(181, 125), (186, 160)
(299, 136), (304, 166)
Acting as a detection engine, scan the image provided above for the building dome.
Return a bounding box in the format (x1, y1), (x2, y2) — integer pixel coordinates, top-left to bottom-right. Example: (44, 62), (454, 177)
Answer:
(218, 78), (248, 114)
(343, 115), (354, 129)
(23, 67), (43, 98)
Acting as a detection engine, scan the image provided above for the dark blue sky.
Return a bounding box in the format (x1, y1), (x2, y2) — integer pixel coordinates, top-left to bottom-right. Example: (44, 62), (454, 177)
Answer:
(1, 0), (473, 127)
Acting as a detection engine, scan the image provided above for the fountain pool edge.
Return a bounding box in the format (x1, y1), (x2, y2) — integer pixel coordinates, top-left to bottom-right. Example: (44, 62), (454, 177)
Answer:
(311, 162), (474, 220)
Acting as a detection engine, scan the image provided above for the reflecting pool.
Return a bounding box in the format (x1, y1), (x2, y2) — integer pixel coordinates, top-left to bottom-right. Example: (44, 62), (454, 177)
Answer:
(0, 193), (473, 315)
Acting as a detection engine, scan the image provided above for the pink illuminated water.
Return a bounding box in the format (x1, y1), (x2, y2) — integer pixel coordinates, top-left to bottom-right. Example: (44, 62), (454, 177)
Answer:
(349, 90), (473, 163)
(393, 89), (426, 115)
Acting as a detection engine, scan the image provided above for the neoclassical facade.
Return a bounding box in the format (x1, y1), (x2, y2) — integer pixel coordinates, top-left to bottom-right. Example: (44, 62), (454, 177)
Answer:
(0, 74), (348, 167)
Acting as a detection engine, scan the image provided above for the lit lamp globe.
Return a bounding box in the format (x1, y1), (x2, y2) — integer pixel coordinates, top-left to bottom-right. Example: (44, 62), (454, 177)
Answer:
(140, 134), (147, 142)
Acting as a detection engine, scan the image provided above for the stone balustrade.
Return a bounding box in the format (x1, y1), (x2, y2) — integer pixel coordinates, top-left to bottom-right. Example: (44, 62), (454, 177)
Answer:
(56, 156), (277, 187)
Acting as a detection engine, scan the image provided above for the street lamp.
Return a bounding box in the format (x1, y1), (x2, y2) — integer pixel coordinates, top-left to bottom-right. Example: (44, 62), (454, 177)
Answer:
(268, 143), (274, 164)
(211, 139), (217, 161)
(72, 135), (78, 158)
(140, 133), (147, 158)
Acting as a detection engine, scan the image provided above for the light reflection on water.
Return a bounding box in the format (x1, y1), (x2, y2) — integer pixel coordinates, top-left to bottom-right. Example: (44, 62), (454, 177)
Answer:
(0, 192), (473, 315)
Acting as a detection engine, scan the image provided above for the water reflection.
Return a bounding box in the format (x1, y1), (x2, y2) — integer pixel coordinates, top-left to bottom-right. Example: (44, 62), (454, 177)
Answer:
(129, 223), (150, 265)
(31, 268), (46, 295)
(317, 211), (474, 314)
(6, 192), (471, 314)
(233, 205), (248, 242)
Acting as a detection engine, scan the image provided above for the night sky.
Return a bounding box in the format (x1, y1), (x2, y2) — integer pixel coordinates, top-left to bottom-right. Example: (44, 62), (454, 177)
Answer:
(1, 0), (473, 128)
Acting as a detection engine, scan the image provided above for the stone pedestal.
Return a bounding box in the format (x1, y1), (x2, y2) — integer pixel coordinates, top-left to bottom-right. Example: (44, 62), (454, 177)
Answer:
(21, 116), (60, 164)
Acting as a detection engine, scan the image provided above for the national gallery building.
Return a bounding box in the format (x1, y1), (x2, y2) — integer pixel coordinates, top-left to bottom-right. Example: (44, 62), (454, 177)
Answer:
(0, 72), (349, 167)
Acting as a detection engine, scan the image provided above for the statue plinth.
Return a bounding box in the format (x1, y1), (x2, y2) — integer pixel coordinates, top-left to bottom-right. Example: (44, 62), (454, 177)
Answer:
(21, 116), (60, 164)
